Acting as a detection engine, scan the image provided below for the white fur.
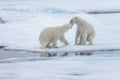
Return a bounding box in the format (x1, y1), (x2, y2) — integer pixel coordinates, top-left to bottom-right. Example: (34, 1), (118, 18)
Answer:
(70, 16), (95, 45)
(39, 23), (72, 49)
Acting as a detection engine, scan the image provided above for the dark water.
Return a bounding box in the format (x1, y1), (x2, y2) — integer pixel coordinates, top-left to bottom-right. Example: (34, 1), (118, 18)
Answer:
(0, 49), (40, 60)
(0, 49), (120, 61)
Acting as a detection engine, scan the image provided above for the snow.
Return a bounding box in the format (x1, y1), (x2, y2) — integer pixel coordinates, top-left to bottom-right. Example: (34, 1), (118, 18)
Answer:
(0, 0), (120, 52)
(1, 0), (120, 80)
(0, 55), (120, 80)
(1, 11), (120, 51)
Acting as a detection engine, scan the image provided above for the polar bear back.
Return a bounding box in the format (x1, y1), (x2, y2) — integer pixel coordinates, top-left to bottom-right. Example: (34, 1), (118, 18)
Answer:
(40, 23), (71, 41)
(83, 22), (95, 35)
(75, 17), (95, 35)
(40, 27), (63, 39)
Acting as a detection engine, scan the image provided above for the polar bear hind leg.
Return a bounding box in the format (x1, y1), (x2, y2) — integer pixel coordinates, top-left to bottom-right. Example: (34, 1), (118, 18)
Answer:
(40, 37), (50, 49)
(87, 34), (95, 45)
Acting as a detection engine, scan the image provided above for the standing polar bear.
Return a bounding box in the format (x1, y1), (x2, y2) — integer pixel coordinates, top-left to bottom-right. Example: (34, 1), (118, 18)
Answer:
(39, 23), (72, 49)
(70, 16), (95, 45)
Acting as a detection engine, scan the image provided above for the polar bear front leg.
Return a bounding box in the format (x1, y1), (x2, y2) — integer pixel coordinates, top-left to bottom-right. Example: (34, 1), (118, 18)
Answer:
(81, 33), (87, 45)
(52, 39), (58, 48)
(59, 35), (68, 45)
(75, 30), (80, 45)
(78, 33), (82, 45)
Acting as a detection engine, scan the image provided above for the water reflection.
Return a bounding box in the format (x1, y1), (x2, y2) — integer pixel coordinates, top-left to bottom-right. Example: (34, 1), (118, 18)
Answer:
(40, 51), (93, 57)
(1, 49), (120, 63)
(75, 52), (92, 56)
(2, 49), (120, 59)
(40, 52), (57, 57)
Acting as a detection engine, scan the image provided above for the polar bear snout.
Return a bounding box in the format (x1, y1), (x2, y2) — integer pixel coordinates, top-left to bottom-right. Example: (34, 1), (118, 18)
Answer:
(68, 21), (73, 29)
(69, 20), (73, 25)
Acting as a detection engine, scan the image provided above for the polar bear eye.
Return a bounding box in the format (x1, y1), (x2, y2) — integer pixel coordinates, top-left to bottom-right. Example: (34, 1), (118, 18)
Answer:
(75, 17), (77, 19)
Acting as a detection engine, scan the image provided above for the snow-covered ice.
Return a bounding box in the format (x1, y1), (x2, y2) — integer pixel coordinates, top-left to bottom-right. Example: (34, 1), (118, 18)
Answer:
(1, 0), (120, 52)
(0, 53), (120, 80)
(1, 0), (120, 51)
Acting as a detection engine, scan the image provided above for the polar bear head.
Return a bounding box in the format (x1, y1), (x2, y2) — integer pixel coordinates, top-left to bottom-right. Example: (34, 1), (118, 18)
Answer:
(70, 16), (86, 25)
(69, 16), (79, 24)
(62, 23), (73, 29)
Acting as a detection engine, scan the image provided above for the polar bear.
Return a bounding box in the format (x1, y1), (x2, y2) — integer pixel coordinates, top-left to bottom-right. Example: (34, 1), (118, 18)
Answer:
(70, 16), (95, 45)
(39, 23), (72, 49)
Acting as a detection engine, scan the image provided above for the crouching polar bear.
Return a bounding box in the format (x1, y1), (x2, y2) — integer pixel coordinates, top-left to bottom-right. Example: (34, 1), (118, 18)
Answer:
(39, 23), (72, 49)
(70, 16), (95, 45)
